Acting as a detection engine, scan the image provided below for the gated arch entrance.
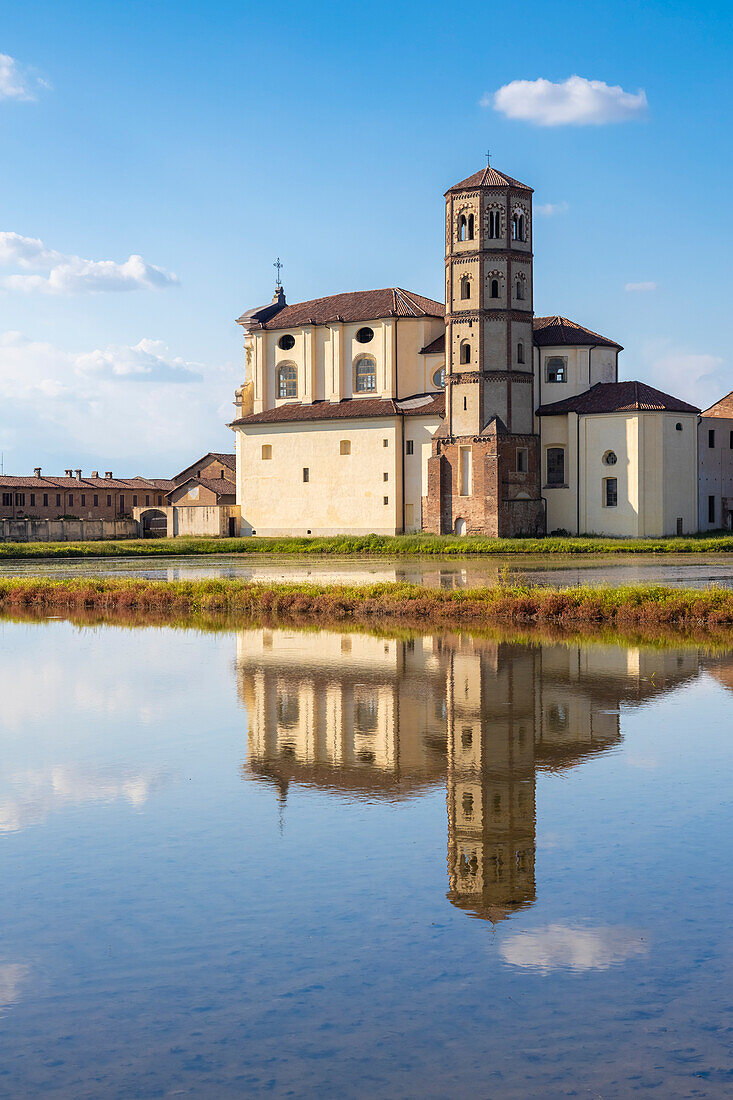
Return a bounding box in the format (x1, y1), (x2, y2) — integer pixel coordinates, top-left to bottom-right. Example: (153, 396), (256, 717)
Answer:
(141, 509), (168, 538)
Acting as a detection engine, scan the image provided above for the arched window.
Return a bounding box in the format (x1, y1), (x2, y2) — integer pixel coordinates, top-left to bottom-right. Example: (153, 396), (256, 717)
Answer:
(458, 214), (467, 241)
(460, 276), (471, 300)
(512, 212), (526, 241)
(516, 280), (524, 300)
(467, 213), (475, 240)
(354, 356), (377, 393)
(460, 342), (471, 365)
(488, 210), (501, 239)
(517, 340), (524, 364)
(277, 362), (297, 398)
(490, 279), (499, 299)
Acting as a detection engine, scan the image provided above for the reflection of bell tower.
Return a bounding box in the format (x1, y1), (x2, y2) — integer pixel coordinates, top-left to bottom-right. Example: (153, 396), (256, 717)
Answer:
(425, 164), (544, 537)
(445, 641), (537, 922)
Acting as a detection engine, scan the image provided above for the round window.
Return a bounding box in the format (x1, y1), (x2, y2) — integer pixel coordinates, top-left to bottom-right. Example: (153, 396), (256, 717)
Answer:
(603, 450), (618, 466)
(355, 327), (374, 344)
(432, 367), (445, 388)
(278, 334), (295, 351)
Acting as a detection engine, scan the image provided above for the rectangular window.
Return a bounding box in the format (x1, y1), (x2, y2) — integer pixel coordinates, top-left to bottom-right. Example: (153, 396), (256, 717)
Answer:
(133, 495), (138, 507)
(43, 494), (48, 507)
(459, 446), (472, 496)
(383, 472), (389, 482)
(30, 493), (35, 506)
(2, 493), (11, 506)
(262, 444), (272, 460)
(339, 440), (351, 455)
(119, 495), (125, 511)
(730, 430), (733, 449)
(604, 477), (618, 507)
(709, 495), (716, 524)
(303, 468), (309, 483)
(545, 357), (567, 383)
(516, 448), (528, 473)
(405, 440), (414, 455)
(56, 494), (61, 507)
(145, 496), (150, 506)
(15, 493), (25, 506)
(546, 447), (565, 486)
(157, 496), (162, 505)
(107, 495), (111, 507)
(68, 494), (73, 507)
(709, 429), (716, 449)
(383, 439), (388, 448)
(81, 494), (86, 506)
(94, 495), (98, 506)
(383, 496), (389, 505)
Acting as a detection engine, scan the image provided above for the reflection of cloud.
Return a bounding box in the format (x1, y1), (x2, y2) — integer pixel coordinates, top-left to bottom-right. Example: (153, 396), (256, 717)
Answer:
(0, 765), (171, 833)
(500, 923), (648, 973)
(0, 964), (28, 1011)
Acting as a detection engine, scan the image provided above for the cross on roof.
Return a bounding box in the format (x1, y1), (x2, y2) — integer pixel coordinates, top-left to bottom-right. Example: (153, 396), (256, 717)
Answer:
(485, 150), (491, 166)
(274, 256), (283, 286)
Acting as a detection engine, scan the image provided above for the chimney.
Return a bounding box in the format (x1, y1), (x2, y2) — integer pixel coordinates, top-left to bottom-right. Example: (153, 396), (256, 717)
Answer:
(34, 467), (41, 478)
(105, 471), (113, 479)
(75, 469), (82, 480)
(65, 469), (73, 478)
(91, 470), (99, 478)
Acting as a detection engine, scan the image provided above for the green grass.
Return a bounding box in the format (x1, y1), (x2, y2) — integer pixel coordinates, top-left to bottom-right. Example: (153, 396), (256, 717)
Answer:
(2, 576), (733, 646)
(0, 531), (732, 559)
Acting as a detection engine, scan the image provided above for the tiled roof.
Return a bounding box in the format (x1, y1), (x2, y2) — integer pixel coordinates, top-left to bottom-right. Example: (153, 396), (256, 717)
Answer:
(418, 317), (622, 355)
(0, 474), (174, 490)
(701, 391), (733, 419)
(533, 316), (622, 350)
(251, 288), (445, 331)
(446, 166), (533, 194)
(209, 452), (236, 469)
(169, 477), (236, 500)
(536, 381), (699, 417)
(230, 392), (445, 427)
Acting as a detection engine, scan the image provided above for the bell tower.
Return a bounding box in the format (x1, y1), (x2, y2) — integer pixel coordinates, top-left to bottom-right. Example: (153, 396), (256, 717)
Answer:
(424, 164), (545, 537)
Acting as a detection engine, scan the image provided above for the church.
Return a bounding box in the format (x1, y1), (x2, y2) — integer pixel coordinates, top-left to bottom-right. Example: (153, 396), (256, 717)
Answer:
(229, 164), (701, 538)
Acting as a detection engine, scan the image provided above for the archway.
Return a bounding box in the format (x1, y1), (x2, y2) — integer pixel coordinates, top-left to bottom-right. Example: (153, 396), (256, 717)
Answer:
(454, 517), (467, 536)
(141, 509), (168, 538)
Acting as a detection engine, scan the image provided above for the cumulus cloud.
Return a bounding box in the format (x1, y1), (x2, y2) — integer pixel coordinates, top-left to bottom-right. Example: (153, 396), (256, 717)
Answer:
(500, 923), (648, 973)
(0, 231), (178, 294)
(0, 53), (48, 101)
(640, 339), (729, 410)
(535, 201), (569, 216)
(0, 330), (238, 472)
(487, 76), (648, 126)
(625, 281), (657, 292)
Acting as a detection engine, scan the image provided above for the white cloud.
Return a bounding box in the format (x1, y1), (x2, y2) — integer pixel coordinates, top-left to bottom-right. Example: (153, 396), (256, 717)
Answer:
(640, 339), (729, 410)
(535, 201), (569, 216)
(0, 330), (238, 472)
(500, 923), (648, 973)
(0, 53), (48, 101)
(0, 231), (178, 294)
(625, 281), (657, 292)
(487, 76), (648, 126)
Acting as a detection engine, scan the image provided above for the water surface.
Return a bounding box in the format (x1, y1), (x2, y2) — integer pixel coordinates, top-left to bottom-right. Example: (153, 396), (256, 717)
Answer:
(0, 619), (731, 1097)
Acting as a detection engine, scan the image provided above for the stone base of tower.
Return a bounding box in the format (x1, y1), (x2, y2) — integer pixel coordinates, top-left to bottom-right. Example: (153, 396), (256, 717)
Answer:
(423, 433), (545, 538)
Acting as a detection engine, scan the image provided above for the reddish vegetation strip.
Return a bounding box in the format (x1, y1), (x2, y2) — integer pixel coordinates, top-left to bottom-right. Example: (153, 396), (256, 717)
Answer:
(1, 578), (733, 645)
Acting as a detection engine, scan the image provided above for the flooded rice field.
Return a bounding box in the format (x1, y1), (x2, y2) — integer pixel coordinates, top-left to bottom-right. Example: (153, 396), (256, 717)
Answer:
(0, 619), (731, 1097)
(2, 550), (733, 589)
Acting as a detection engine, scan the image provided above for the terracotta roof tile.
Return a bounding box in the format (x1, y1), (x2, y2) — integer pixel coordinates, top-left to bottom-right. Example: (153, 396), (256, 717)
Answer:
(230, 392), (445, 427)
(701, 391), (733, 418)
(533, 316), (622, 350)
(0, 475), (173, 490)
(169, 477), (236, 499)
(536, 381), (699, 417)
(247, 288), (444, 331)
(446, 166), (533, 194)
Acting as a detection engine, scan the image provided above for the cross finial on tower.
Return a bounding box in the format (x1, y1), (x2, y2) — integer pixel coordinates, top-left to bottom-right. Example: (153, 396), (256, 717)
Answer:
(273, 256), (283, 288)
(485, 149), (491, 167)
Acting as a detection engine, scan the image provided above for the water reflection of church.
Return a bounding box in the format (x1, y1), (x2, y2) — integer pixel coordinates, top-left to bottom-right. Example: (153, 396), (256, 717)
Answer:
(236, 631), (703, 922)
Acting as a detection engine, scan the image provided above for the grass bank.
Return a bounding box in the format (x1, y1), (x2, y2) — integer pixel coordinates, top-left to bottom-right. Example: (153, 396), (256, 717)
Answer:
(0, 532), (733, 560)
(2, 577), (733, 646)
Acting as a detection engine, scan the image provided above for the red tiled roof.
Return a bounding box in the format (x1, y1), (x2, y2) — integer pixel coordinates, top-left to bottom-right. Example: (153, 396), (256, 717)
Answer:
(169, 477), (236, 500)
(420, 333), (446, 354)
(701, 391), (733, 419)
(230, 392), (445, 427)
(446, 166), (533, 194)
(252, 288), (444, 331)
(536, 381), (699, 417)
(533, 316), (622, 350)
(0, 474), (174, 490)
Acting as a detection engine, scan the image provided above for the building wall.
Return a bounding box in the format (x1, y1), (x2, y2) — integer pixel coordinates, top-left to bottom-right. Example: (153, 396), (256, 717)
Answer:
(0, 481), (167, 521)
(235, 417), (403, 536)
(533, 345), (618, 431)
(698, 415), (733, 530)
(0, 518), (139, 543)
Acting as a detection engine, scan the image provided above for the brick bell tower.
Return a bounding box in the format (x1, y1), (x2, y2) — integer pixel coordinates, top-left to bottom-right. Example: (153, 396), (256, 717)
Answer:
(424, 164), (545, 537)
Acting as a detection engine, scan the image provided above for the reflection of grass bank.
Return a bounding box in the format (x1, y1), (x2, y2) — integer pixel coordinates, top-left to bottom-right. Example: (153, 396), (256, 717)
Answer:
(2, 577), (733, 647)
(1, 532), (733, 559)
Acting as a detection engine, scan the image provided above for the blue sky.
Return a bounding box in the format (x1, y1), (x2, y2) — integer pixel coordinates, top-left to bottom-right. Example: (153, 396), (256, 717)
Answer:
(1, 0), (731, 474)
